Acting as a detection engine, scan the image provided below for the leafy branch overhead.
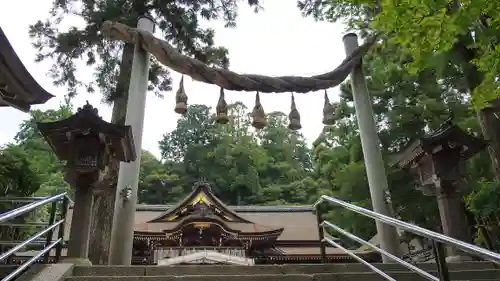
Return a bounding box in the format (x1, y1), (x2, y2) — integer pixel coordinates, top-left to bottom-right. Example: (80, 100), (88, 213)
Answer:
(28, 0), (262, 100)
(299, 0), (500, 108)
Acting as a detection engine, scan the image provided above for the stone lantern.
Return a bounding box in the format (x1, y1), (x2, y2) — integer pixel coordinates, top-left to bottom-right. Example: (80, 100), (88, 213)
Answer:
(37, 102), (136, 262)
(390, 119), (487, 260)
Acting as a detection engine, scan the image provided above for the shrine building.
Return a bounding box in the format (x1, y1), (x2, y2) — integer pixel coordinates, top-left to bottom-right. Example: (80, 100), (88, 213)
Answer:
(12, 183), (379, 265)
(65, 183), (379, 265)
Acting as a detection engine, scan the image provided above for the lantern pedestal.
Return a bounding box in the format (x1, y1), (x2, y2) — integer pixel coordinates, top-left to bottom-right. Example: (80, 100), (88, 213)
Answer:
(436, 180), (471, 260)
(67, 182), (94, 260)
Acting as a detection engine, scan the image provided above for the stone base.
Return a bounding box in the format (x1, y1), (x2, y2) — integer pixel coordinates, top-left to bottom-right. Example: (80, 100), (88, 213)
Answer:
(60, 258), (92, 265)
(446, 255), (473, 263)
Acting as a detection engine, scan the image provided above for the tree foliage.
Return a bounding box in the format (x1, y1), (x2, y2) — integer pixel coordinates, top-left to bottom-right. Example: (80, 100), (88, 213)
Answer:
(150, 102), (314, 206)
(0, 146), (41, 198)
(29, 0), (261, 99)
(298, 0), (499, 107)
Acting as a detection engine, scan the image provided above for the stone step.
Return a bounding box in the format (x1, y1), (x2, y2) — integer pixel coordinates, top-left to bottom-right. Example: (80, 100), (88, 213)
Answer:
(0, 265), (17, 279)
(72, 262), (499, 277)
(66, 270), (500, 281)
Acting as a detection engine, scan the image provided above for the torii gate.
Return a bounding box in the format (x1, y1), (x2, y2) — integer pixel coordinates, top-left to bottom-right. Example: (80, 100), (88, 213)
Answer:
(100, 16), (399, 264)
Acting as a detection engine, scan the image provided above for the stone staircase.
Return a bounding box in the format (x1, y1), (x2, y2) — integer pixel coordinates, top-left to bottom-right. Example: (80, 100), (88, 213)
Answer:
(34, 262), (499, 281)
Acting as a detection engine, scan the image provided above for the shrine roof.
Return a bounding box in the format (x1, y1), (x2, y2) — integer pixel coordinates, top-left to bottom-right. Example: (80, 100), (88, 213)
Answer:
(63, 184), (319, 241)
(135, 215), (285, 239)
(390, 120), (487, 169)
(0, 27), (54, 112)
(133, 182), (290, 238)
(131, 209), (318, 241)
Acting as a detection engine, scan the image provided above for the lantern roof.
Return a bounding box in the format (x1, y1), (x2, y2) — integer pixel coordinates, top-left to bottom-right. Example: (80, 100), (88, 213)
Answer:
(0, 27), (54, 112)
(390, 119), (487, 169)
(37, 102), (136, 162)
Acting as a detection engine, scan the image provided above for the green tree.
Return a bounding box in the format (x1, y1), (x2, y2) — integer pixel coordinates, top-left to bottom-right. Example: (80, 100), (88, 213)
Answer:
(0, 145), (41, 198)
(14, 104), (74, 197)
(298, 0), (500, 178)
(0, 145), (42, 251)
(156, 103), (315, 206)
(138, 150), (184, 204)
(159, 104), (216, 162)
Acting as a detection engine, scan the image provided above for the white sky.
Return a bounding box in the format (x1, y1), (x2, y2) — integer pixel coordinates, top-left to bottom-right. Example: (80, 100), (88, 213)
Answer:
(0, 0), (347, 158)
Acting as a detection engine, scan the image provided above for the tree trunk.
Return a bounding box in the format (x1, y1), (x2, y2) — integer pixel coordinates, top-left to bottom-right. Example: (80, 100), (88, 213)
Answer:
(88, 42), (135, 264)
(453, 35), (500, 179)
(477, 109), (500, 178)
(465, 64), (500, 179)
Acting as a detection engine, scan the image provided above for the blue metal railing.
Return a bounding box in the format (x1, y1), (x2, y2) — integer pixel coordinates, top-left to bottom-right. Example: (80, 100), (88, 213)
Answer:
(0, 193), (69, 281)
(314, 194), (500, 281)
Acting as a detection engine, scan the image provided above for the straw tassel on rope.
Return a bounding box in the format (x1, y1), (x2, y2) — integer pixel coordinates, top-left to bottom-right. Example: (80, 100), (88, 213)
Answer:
(334, 101), (343, 120)
(288, 94), (301, 130)
(322, 90), (335, 125)
(174, 75), (188, 114)
(216, 88), (229, 124)
(251, 92), (266, 129)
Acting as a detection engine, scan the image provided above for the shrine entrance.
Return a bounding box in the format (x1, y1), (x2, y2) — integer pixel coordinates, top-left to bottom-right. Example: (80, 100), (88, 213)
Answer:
(157, 249), (254, 266)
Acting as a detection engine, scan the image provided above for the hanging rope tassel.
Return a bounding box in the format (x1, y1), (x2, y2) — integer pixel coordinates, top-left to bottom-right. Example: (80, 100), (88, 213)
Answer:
(251, 92), (266, 129)
(174, 75), (188, 114)
(288, 94), (302, 130)
(334, 101), (343, 120)
(216, 87), (229, 124)
(322, 90), (335, 125)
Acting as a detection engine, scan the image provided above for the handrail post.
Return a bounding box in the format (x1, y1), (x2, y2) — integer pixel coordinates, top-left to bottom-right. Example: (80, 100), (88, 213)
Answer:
(43, 201), (58, 263)
(432, 240), (450, 281)
(55, 196), (69, 262)
(315, 203), (327, 264)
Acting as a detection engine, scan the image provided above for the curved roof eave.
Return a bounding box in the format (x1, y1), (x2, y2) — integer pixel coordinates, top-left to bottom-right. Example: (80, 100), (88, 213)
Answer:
(0, 27), (54, 112)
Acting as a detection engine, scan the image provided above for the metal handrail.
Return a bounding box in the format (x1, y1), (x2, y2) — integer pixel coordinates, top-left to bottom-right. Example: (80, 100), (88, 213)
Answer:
(0, 194), (74, 204)
(0, 241), (46, 246)
(0, 192), (69, 281)
(322, 221), (438, 281)
(0, 222), (53, 228)
(1, 239), (61, 281)
(0, 219), (64, 262)
(314, 194), (500, 263)
(323, 235), (397, 281)
(0, 197), (57, 203)
(314, 194), (500, 281)
(0, 191), (73, 204)
(0, 192), (67, 224)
